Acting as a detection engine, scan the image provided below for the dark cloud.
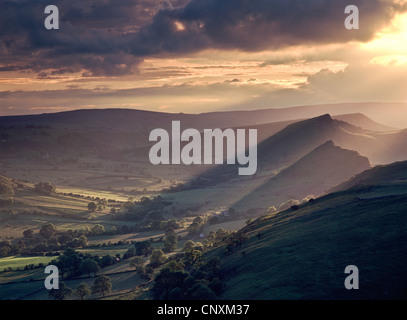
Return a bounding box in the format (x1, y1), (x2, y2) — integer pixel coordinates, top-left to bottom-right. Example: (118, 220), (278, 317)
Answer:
(131, 0), (407, 54)
(0, 0), (406, 76)
(0, 0), (187, 76)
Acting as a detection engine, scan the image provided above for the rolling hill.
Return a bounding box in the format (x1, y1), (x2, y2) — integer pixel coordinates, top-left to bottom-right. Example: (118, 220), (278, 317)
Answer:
(332, 113), (397, 132)
(331, 160), (407, 192)
(232, 140), (371, 211)
(195, 114), (373, 184)
(206, 160), (407, 299)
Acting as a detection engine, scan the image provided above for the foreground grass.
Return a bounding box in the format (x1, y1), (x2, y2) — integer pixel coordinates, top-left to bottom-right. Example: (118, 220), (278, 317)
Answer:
(215, 184), (407, 300)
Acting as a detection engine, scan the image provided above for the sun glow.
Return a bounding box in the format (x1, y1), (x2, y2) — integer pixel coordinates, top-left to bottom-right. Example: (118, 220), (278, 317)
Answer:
(364, 12), (407, 62)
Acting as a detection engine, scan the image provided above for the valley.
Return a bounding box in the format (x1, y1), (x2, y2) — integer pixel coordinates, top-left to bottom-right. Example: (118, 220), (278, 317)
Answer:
(1, 104), (407, 300)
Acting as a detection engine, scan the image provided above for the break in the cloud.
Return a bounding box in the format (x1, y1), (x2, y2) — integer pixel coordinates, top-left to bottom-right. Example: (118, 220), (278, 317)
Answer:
(1, 0), (406, 76)
(2, 60), (407, 116)
(1, 0), (407, 116)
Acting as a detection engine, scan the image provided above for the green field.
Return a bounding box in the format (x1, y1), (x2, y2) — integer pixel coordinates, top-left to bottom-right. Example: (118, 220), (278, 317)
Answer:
(0, 256), (55, 271)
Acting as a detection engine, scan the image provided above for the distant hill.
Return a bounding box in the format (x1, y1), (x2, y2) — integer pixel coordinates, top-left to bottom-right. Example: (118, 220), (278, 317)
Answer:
(333, 113), (397, 132)
(233, 140), (370, 211)
(206, 160), (407, 299)
(197, 114), (372, 183)
(1, 101), (406, 131)
(1, 107), (407, 187)
(216, 102), (407, 128)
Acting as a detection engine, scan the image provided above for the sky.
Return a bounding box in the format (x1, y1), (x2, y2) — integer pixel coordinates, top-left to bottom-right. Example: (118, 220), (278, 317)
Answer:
(1, 0), (407, 116)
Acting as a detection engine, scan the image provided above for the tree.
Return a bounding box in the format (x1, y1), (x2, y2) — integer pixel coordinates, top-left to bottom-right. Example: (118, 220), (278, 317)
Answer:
(152, 268), (188, 299)
(279, 199), (300, 211)
(150, 249), (167, 268)
(183, 240), (196, 253)
(135, 241), (153, 256)
(91, 275), (112, 298)
(184, 250), (202, 268)
(48, 282), (73, 300)
(130, 256), (145, 270)
(75, 283), (91, 300)
(188, 216), (205, 236)
(23, 229), (34, 238)
(100, 255), (115, 268)
(51, 249), (82, 278)
(39, 224), (57, 239)
(91, 224), (105, 235)
(79, 259), (99, 277)
(163, 229), (178, 253)
(0, 246), (10, 257)
(77, 235), (88, 247)
(87, 202), (97, 212)
(35, 182), (56, 195)
(123, 246), (136, 259)
(165, 260), (185, 272)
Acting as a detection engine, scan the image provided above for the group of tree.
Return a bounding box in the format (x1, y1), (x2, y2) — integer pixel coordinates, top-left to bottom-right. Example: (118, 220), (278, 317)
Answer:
(224, 232), (249, 255)
(129, 255), (153, 279)
(122, 240), (153, 259)
(7, 224), (91, 258)
(87, 199), (108, 212)
(34, 182), (56, 195)
(149, 219), (185, 231)
(49, 248), (119, 278)
(0, 240), (26, 257)
(151, 254), (224, 300)
(149, 230), (243, 300)
(48, 275), (112, 300)
(187, 216), (206, 237)
(114, 195), (170, 222)
(163, 228), (178, 253)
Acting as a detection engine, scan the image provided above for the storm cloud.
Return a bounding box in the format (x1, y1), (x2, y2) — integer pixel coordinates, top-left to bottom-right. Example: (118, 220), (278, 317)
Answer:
(1, 0), (406, 76)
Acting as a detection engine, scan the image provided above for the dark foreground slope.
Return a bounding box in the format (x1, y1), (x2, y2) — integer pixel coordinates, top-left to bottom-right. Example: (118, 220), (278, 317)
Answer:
(208, 162), (407, 299)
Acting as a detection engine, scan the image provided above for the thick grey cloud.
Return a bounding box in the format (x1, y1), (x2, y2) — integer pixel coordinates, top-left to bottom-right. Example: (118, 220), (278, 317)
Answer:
(0, 0), (406, 76)
(132, 0), (407, 55)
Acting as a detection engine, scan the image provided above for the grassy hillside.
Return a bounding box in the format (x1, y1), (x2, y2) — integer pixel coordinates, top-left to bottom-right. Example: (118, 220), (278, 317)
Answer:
(333, 113), (397, 132)
(207, 169), (407, 299)
(332, 160), (407, 192)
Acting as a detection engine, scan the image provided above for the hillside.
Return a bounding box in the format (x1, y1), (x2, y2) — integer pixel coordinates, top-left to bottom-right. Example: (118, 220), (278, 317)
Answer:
(2, 102), (406, 129)
(1, 108), (406, 189)
(206, 162), (407, 299)
(195, 114), (372, 184)
(333, 113), (397, 132)
(233, 141), (370, 211)
(331, 160), (407, 192)
(209, 102), (407, 128)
